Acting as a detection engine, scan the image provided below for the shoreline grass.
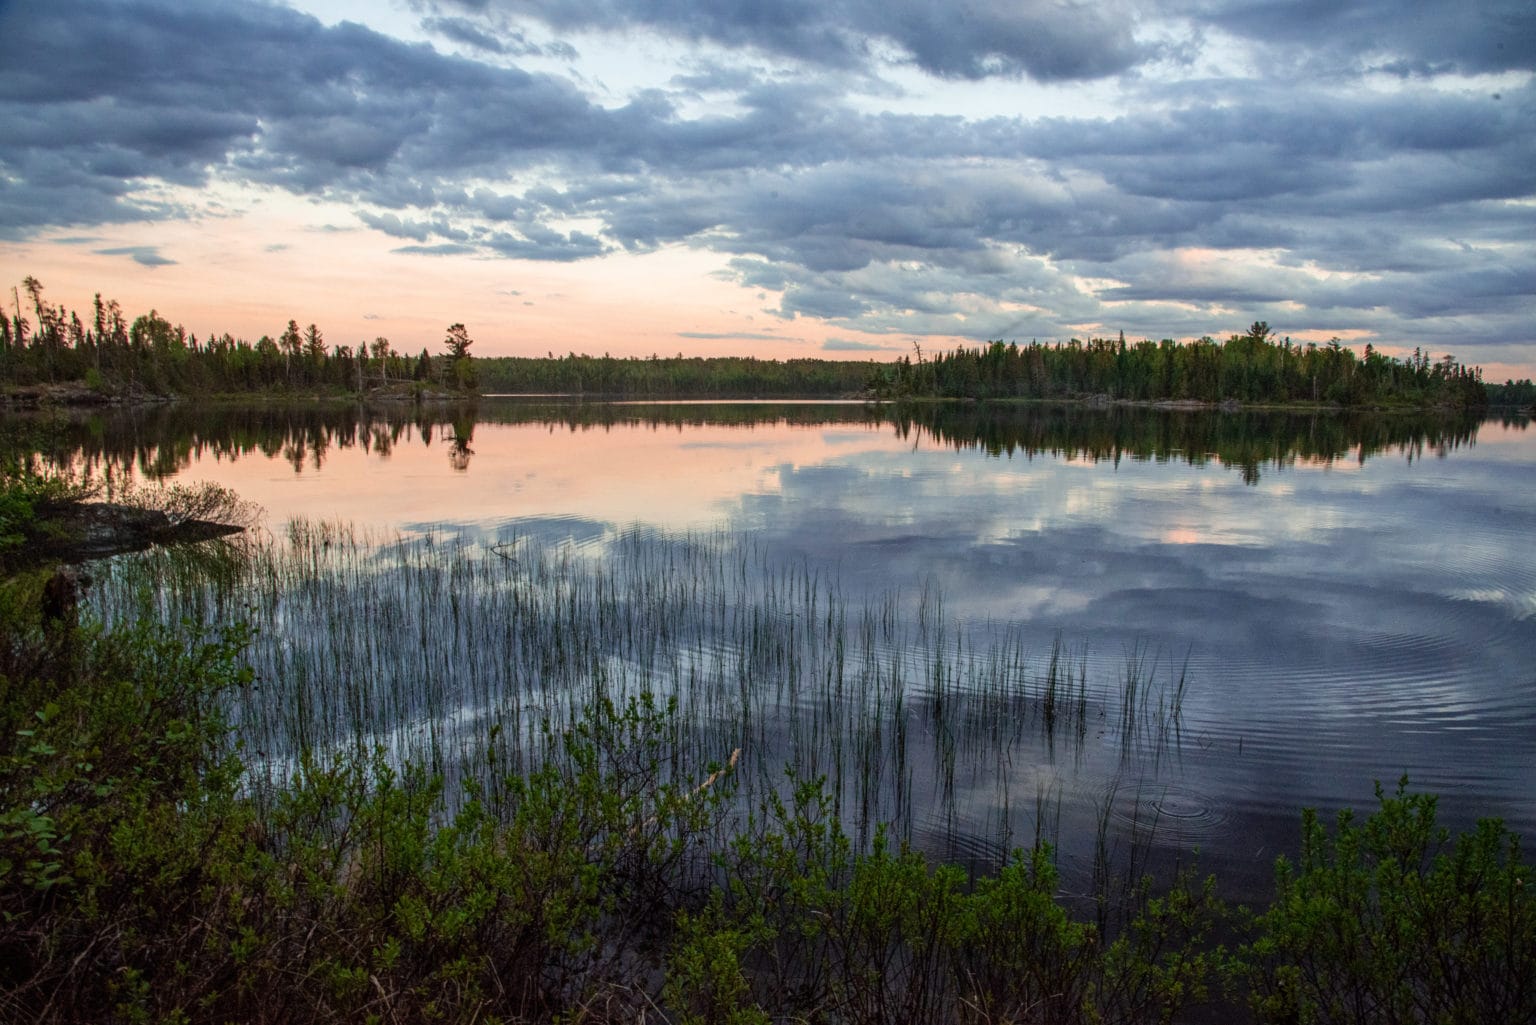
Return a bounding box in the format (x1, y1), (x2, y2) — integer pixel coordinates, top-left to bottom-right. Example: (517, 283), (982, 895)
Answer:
(91, 521), (1197, 864)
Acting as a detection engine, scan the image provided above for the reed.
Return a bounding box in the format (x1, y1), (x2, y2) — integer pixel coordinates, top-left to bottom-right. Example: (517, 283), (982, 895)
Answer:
(91, 519), (1193, 873)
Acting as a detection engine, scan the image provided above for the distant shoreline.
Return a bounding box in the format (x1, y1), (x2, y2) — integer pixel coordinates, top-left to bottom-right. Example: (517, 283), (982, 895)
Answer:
(6, 380), (1525, 417)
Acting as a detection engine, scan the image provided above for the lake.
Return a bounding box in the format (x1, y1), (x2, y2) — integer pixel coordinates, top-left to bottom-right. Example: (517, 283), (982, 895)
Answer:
(48, 398), (1536, 901)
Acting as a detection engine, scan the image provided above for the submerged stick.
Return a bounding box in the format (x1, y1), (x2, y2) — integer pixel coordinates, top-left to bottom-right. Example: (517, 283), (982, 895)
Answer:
(693, 747), (741, 798)
(632, 748), (741, 838)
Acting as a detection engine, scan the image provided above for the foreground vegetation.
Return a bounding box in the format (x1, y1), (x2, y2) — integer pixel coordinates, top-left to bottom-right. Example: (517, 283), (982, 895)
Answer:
(3, 572), (1533, 1022)
(2, 457), (1533, 1022)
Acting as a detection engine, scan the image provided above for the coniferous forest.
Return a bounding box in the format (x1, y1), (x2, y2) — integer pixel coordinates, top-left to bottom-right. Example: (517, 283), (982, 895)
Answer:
(1, 277), (460, 398)
(868, 325), (1492, 408)
(4, 276), (1525, 408)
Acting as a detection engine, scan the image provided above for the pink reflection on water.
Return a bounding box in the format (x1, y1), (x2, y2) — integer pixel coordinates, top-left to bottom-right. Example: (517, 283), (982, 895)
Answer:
(163, 415), (900, 532)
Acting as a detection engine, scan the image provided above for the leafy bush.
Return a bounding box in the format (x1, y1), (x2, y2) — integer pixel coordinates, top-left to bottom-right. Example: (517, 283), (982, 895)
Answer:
(1239, 778), (1536, 1024)
(0, 571), (252, 1020)
(105, 478), (262, 531)
(0, 461), (98, 557)
(672, 773), (1222, 1025)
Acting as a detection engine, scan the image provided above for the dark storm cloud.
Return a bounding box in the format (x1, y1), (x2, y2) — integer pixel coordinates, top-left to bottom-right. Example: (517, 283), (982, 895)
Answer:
(1, 0), (1533, 360)
(423, 15), (511, 53)
(421, 13), (578, 57)
(0, 0), (622, 221)
(1022, 87), (1535, 211)
(1189, 0), (1536, 76)
(427, 0), (1149, 82)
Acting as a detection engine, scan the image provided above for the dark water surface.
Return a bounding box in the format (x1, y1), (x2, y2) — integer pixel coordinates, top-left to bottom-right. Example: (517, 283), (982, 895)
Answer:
(43, 399), (1536, 899)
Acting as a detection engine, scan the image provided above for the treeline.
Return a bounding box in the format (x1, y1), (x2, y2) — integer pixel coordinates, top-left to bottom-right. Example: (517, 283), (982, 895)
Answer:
(476, 352), (873, 396)
(873, 323), (1488, 408)
(0, 276), (470, 397)
(0, 275), (863, 400)
(4, 276), (1503, 409)
(1488, 377), (1536, 408)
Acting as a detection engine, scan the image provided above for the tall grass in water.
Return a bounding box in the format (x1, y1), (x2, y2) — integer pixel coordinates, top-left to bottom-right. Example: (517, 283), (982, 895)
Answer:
(92, 520), (1192, 864)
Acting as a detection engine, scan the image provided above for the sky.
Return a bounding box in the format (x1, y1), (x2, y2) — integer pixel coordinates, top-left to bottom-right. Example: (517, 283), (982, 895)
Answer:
(1, 0), (1533, 379)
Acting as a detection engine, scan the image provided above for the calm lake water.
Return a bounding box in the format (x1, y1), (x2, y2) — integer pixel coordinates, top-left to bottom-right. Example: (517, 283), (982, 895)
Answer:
(45, 399), (1536, 899)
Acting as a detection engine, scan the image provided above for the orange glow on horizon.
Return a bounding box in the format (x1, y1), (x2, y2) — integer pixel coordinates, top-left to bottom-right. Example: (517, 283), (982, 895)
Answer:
(7, 219), (1530, 376)
(2, 215), (906, 364)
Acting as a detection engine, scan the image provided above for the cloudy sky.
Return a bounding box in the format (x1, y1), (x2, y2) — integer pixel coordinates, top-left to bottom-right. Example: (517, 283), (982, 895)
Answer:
(2, 0), (1533, 377)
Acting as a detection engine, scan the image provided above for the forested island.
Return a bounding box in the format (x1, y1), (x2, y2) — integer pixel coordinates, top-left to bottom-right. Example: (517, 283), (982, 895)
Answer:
(5, 276), (1528, 409)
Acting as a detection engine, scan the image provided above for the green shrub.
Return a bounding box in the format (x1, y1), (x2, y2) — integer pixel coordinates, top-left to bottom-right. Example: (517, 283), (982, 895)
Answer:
(0, 576), (254, 1021)
(0, 462), (97, 559)
(682, 774), (1223, 1025)
(1240, 778), (1536, 1024)
(956, 846), (1099, 1023)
